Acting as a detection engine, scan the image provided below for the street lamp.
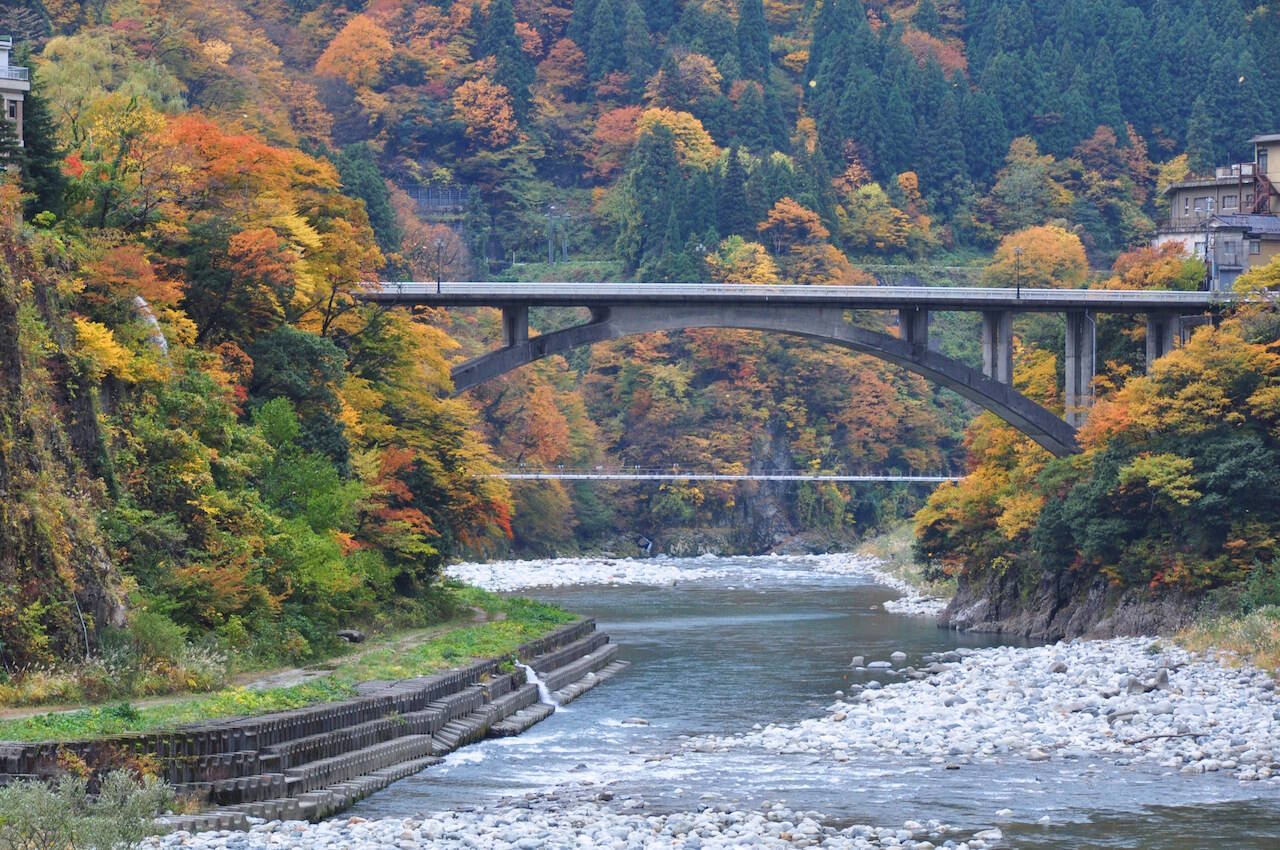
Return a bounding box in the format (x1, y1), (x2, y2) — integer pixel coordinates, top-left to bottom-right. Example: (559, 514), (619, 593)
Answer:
(435, 237), (444, 293)
(1014, 246), (1023, 299)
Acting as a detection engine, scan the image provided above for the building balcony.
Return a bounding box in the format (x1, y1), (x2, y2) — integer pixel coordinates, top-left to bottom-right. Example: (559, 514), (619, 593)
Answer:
(0, 67), (28, 82)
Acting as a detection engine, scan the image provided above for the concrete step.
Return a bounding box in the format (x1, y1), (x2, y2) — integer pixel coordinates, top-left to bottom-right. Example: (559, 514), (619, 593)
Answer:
(555, 659), (630, 706)
(541, 643), (621, 692)
(283, 734), (435, 796)
(489, 703), (555, 737)
(261, 713), (418, 771)
(526, 632), (610, 674)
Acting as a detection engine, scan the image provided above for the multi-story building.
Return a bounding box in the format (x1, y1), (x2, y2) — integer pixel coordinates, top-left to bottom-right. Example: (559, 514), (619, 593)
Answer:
(1156, 134), (1280, 289)
(0, 36), (29, 147)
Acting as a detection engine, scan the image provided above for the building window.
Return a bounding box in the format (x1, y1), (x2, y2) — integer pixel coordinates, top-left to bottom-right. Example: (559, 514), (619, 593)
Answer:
(5, 101), (13, 120)
(1223, 195), (1238, 209)
(1262, 149), (1270, 174)
(1184, 197), (1190, 215)
(1194, 241), (1205, 258)
(1247, 193), (1255, 205)
(1251, 240), (1262, 255)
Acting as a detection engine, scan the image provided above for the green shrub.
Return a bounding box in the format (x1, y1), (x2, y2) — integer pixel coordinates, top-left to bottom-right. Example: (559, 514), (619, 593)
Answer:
(1244, 558), (1280, 612)
(0, 771), (172, 850)
(129, 612), (187, 663)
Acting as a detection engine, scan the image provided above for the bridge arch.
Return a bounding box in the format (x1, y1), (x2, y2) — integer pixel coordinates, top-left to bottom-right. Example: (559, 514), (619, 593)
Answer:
(451, 304), (1079, 456)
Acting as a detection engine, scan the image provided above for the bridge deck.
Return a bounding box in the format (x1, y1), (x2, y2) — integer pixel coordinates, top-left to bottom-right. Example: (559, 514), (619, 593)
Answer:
(366, 282), (1231, 313)
(488, 472), (959, 483)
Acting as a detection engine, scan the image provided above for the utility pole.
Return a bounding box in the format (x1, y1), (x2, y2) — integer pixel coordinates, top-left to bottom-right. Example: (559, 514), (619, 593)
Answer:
(435, 237), (443, 294)
(547, 204), (557, 265)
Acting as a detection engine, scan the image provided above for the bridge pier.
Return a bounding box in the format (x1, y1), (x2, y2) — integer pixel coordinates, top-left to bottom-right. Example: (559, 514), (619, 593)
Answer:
(502, 305), (529, 347)
(981, 310), (1013, 385)
(898, 308), (929, 354)
(1065, 311), (1095, 427)
(1145, 311), (1180, 372)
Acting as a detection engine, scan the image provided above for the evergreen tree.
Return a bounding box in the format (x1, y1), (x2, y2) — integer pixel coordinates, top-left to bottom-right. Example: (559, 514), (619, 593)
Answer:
(622, 0), (653, 91)
(13, 46), (65, 219)
(567, 0), (599, 56)
(684, 169), (719, 238)
(1087, 40), (1125, 136)
(914, 0), (941, 35)
(737, 0), (771, 81)
(478, 0), (534, 117)
(643, 0), (676, 34)
(961, 89), (1008, 187)
(616, 124), (682, 268)
(718, 146), (753, 237)
(0, 108), (23, 178)
(838, 73), (884, 174)
(733, 84), (770, 152)
(334, 143), (401, 256)
(1185, 94), (1216, 173)
(587, 0), (624, 78)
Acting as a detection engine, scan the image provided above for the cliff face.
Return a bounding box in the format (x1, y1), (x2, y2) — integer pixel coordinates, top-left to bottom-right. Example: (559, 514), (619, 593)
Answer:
(0, 214), (124, 668)
(940, 561), (1201, 641)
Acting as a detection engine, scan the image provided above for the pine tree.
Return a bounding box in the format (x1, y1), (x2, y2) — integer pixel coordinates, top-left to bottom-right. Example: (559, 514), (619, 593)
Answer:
(335, 143), (400, 255)
(587, 0), (624, 78)
(0, 108), (23, 179)
(961, 89), (1008, 186)
(478, 0), (534, 118)
(13, 46), (65, 219)
(622, 0), (653, 91)
(737, 0), (771, 82)
(643, 0), (676, 34)
(878, 72), (917, 178)
(838, 72), (884, 174)
(914, 0), (941, 35)
(1087, 40), (1124, 137)
(733, 84), (770, 152)
(567, 0), (599, 56)
(718, 146), (752, 237)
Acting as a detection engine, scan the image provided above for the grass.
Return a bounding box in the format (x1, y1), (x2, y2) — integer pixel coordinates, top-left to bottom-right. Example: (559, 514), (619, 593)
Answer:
(1176, 605), (1280, 673)
(0, 586), (576, 743)
(856, 522), (956, 598)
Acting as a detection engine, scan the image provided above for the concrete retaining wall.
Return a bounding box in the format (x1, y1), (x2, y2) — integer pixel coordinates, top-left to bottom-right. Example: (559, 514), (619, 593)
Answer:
(0, 618), (628, 832)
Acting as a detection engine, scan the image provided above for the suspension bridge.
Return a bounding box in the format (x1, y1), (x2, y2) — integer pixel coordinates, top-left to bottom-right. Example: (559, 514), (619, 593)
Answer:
(485, 469), (961, 483)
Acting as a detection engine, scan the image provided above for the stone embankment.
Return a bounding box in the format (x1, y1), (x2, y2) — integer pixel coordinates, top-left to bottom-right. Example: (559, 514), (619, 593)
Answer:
(696, 637), (1280, 783)
(0, 620), (627, 832)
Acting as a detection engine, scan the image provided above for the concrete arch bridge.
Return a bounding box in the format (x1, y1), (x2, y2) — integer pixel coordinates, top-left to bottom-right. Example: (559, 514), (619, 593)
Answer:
(364, 283), (1232, 457)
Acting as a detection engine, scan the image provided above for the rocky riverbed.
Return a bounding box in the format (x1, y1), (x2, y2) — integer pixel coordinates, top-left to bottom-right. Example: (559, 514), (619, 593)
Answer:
(447, 553), (944, 621)
(151, 555), (1280, 848)
(696, 637), (1280, 783)
(146, 799), (1007, 850)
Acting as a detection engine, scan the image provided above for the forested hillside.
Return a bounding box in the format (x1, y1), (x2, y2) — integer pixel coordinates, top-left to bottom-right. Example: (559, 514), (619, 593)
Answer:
(1, 0), (1278, 673)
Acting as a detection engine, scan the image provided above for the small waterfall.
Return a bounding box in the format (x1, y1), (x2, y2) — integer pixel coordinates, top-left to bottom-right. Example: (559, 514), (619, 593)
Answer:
(518, 663), (559, 707)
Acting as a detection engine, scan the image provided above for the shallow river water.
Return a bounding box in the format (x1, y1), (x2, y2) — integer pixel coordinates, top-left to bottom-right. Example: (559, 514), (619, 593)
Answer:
(351, 555), (1280, 848)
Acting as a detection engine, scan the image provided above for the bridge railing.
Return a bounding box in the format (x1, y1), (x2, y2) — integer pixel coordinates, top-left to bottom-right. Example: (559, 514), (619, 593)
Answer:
(485, 467), (960, 482)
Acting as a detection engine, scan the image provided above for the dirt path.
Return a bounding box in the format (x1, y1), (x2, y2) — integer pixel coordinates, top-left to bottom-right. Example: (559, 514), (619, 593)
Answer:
(0, 609), (502, 721)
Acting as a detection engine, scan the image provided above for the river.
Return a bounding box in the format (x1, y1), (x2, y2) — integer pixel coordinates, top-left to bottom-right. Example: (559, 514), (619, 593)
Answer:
(350, 555), (1280, 848)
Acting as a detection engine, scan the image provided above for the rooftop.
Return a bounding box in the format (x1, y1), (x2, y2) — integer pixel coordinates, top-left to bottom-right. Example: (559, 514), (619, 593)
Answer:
(1211, 214), (1280, 236)
(1162, 174), (1257, 194)
(1250, 133), (1280, 144)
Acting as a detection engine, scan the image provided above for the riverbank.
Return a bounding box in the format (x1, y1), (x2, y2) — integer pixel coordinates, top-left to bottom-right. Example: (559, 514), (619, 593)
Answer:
(446, 550), (948, 619)
(137, 553), (1280, 849)
(699, 636), (1280, 783)
(0, 588), (574, 742)
(143, 800), (1007, 850)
